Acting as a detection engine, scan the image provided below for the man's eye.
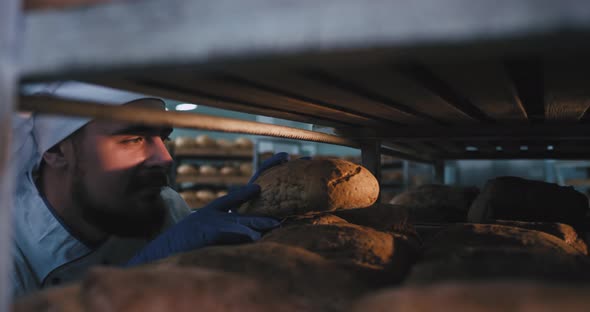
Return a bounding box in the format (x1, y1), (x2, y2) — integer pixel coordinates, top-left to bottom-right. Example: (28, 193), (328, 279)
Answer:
(122, 137), (144, 144)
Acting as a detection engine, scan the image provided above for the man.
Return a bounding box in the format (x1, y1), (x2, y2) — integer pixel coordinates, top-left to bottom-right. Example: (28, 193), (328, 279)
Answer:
(12, 81), (281, 297)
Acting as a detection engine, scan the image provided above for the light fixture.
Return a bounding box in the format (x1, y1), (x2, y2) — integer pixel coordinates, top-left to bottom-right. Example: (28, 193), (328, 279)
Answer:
(465, 146), (478, 152)
(520, 145), (529, 151)
(175, 103), (198, 111)
(547, 145), (555, 151)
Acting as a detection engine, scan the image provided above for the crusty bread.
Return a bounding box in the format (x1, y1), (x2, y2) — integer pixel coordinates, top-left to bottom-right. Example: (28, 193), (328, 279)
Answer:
(156, 242), (376, 311)
(261, 224), (396, 269)
(350, 281), (590, 312)
(492, 220), (588, 255)
(195, 135), (217, 148)
(12, 284), (82, 312)
(83, 267), (308, 312)
(390, 184), (479, 222)
(176, 164), (198, 176)
(279, 212), (350, 227)
(238, 159), (379, 217)
(173, 136), (196, 148)
(406, 223), (590, 284)
(468, 176), (589, 226)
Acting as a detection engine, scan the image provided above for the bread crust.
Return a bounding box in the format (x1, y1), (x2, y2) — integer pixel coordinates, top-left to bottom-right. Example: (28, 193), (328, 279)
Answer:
(239, 159), (379, 217)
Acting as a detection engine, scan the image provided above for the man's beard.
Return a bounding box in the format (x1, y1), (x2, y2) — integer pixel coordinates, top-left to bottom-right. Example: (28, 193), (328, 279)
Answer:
(72, 168), (169, 240)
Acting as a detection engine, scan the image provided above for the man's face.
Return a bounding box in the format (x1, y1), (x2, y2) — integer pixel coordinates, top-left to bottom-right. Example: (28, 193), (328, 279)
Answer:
(68, 99), (173, 239)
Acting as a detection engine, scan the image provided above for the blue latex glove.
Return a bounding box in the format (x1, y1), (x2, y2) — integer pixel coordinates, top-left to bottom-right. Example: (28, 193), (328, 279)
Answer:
(249, 152), (311, 184)
(248, 152), (289, 184)
(126, 184), (279, 266)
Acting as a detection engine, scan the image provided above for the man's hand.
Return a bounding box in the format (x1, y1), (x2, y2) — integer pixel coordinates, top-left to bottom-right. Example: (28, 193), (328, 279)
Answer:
(127, 152), (309, 266)
(126, 184), (278, 266)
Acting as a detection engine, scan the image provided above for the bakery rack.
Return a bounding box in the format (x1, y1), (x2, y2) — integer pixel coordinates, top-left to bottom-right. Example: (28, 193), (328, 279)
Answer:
(4, 0), (590, 308)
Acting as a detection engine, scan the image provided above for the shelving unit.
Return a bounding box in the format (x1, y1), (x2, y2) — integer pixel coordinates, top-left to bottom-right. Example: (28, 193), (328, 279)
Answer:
(169, 138), (255, 209)
(4, 0), (590, 307)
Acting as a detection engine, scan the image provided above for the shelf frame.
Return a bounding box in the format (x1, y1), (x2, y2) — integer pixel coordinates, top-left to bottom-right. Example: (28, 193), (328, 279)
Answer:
(0, 0), (20, 308)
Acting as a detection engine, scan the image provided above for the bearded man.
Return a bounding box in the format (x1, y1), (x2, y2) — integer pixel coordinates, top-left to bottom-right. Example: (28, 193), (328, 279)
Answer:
(11, 82), (282, 297)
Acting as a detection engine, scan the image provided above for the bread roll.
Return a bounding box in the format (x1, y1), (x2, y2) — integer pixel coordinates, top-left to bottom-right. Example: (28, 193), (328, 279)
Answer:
(234, 137), (253, 149)
(239, 163), (253, 176)
(199, 165), (218, 176)
(219, 166), (237, 176)
(195, 135), (217, 148)
(179, 191), (197, 202)
(195, 190), (216, 202)
(174, 136), (195, 148)
(176, 164), (198, 176)
(238, 159), (379, 217)
(216, 138), (234, 149)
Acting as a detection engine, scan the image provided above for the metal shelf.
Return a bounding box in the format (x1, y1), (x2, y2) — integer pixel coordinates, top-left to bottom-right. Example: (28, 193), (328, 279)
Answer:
(19, 0), (590, 161)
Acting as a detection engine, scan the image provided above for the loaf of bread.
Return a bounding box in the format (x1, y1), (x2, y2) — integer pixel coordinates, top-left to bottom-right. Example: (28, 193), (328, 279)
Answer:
(179, 191), (197, 202)
(216, 138), (234, 149)
(468, 176), (589, 226)
(333, 203), (415, 236)
(261, 223), (418, 284)
(406, 223), (590, 284)
(279, 212), (350, 227)
(13, 284), (82, 312)
(238, 159), (379, 217)
(195, 190), (216, 203)
(14, 266), (308, 312)
(219, 166), (237, 176)
(176, 164), (198, 176)
(195, 135), (217, 148)
(350, 281), (590, 312)
(198, 165), (218, 176)
(390, 184), (479, 222)
(234, 137), (253, 149)
(157, 242), (376, 311)
(174, 136), (196, 148)
(492, 220), (588, 255)
(239, 163), (253, 176)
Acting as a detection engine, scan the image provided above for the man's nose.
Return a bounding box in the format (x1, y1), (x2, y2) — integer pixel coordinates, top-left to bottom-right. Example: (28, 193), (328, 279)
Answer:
(144, 137), (173, 167)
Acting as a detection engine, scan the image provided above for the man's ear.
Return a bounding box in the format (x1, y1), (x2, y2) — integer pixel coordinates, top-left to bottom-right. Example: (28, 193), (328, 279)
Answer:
(42, 141), (71, 168)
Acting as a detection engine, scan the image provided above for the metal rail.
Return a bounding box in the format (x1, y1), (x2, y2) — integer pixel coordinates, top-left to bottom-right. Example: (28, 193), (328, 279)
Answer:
(20, 95), (359, 148)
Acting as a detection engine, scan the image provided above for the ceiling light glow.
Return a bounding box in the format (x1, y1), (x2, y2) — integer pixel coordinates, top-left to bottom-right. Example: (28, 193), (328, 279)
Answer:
(175, 103), (198, 111)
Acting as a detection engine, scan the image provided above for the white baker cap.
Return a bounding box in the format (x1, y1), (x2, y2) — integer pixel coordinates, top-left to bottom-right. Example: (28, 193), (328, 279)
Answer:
(14, 81), (156, 175)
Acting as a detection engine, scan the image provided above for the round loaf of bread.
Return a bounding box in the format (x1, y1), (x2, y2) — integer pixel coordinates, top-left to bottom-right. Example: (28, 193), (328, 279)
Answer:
(238, 159), (379, 217)
(239, 163), (253, 176)
(199, 165), (218, 176)
(234, 137), (253, 149)
(216, 138), (234, 149)
(174, 136), (196, 148)
(196, 190), (217, 203)
(177, 164), (198, 176)
(195, 135), (217, 148)
(220, 166), (237, 176)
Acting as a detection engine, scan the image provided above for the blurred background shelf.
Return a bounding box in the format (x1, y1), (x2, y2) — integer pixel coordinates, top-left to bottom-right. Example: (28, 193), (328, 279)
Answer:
(175, 175), (250, 185)
(174, 147), (254, 159)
